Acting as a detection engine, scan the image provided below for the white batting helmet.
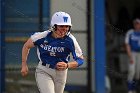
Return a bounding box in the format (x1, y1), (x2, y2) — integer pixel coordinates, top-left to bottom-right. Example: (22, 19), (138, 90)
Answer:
(133, 18), (140, 24)
(51, 11), (72, 27)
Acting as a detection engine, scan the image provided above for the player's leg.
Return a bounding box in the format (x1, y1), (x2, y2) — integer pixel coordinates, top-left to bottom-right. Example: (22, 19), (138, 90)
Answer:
(35, 64), (55, 93)
(54, 69), (68, 93)
(127, 52), (136, 93)
(134, 52), (140, 93)
(135, 53), (140, 80)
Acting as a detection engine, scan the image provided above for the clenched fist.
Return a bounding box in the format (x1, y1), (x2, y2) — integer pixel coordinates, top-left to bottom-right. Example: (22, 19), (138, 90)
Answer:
(21, 64), (28, 76)
(56, 62), (68, 71)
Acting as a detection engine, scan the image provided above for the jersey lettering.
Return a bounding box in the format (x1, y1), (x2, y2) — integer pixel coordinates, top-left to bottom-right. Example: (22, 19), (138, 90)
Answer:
(40, 44), (65, 52)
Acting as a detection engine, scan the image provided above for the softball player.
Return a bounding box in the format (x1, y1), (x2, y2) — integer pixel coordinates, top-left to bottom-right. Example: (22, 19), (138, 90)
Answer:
(21, 11), (84, 93)
(125, 18), (140, 93)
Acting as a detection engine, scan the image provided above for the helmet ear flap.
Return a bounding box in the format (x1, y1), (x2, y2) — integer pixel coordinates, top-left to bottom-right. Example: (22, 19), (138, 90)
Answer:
(49, 24), (57, 31)
(69, 26), (71, 31)
(66, 26), (71, 36)
(54, 24), (57, 31)
(52, 24), (57, 31)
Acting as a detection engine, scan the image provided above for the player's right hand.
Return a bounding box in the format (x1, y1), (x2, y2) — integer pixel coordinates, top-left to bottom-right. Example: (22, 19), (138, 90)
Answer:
(56, 62), (68, 71)
(130, 60), (134, 64)
(129, 57), (134, 64)
(21, 64), (29, 77)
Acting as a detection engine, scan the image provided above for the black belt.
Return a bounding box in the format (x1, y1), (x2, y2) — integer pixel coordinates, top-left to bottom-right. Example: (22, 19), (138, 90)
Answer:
(132, 50), (140, 52)
(41, 62), (54, 69)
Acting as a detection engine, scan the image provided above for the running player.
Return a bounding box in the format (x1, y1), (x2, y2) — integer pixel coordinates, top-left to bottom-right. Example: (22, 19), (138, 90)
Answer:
(125, 18), (140, 93)
(21, 11), (84, 93)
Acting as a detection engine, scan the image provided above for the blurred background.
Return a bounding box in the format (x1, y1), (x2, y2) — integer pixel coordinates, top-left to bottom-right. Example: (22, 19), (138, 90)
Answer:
(0, 0), (140, 93)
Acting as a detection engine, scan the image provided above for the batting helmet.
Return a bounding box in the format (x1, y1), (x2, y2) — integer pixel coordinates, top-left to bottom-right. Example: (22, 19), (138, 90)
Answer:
(51, 11), (72, 27)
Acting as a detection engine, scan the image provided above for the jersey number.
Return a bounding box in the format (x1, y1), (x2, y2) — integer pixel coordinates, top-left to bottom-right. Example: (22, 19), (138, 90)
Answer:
(50, 52), (56, 56)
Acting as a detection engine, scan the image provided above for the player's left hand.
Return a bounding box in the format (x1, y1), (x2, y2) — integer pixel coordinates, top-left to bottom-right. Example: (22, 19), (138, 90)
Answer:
(56, 62), (68, 71)
(21, 64), (29, 77)
(130, 60), (134, 64)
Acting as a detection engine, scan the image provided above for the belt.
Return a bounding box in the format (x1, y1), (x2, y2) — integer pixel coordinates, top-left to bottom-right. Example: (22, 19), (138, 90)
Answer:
(132, 50), (140, 52)
(41, 62), (54, 69)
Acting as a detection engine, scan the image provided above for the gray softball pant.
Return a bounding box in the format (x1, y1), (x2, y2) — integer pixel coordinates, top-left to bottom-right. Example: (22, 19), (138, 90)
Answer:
(35, 62), (68, 93)
(128, 52), (140, 81)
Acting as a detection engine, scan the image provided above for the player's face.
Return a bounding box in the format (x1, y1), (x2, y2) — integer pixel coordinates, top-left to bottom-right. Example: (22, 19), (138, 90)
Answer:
(134, 22), (140, 31)
(55, 25), (70, 38)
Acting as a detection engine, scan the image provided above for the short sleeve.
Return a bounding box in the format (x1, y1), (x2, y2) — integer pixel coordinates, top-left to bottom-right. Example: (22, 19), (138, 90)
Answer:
(125, 29), (133, 44)
(69, 34), (83, 59)
(30, 30), (50, 42)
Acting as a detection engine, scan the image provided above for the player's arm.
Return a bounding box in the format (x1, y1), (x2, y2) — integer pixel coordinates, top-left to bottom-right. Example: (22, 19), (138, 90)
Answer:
(125, 44), (133, 63)
(21, 38), (35, 76)
(68, 34), (84, 68)
(67, 55), (84, 68)
(56, 34), (84, 70)
(125, 31), (133, 63)
(125, 44), (131, 58)
(56, 55), (84, 71)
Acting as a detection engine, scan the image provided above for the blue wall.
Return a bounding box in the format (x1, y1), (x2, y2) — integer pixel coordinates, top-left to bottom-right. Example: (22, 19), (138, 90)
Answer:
(5, 0), (50, 65)
(1, 0), (6, 92)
